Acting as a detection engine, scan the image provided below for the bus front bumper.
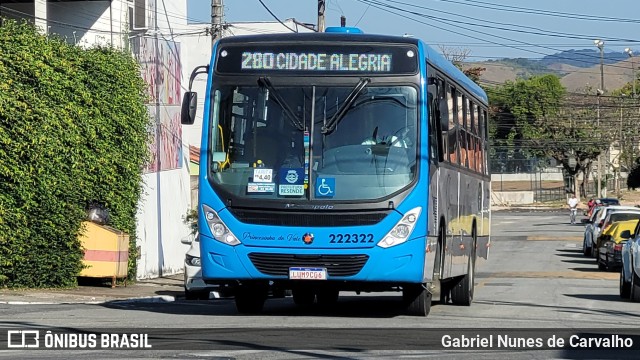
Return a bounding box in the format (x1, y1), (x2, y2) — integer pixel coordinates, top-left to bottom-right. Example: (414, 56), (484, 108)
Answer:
(199, 234), (426, 284)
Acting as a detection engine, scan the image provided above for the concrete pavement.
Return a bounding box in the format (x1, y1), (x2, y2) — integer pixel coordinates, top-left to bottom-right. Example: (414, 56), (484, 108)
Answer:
(0, 274), (185, 305)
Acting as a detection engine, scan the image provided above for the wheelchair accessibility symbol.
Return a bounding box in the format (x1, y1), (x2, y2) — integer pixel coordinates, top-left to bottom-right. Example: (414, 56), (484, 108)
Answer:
(315, 177), (335, 198)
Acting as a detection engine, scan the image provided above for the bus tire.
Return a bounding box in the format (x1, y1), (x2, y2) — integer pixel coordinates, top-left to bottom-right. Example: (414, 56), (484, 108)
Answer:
(235, 285), (267, 314)
(450, 232), (476, 306)
(403, 284), (432, 317)
(292, 288), (315, 306)
(316, 289), (339, 307)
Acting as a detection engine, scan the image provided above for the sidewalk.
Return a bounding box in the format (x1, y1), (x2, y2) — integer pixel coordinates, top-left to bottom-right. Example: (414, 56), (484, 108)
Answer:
(0, 274), (185, 305)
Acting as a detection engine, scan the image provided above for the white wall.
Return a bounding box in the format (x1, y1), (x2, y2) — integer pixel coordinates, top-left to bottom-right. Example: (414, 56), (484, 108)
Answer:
(491, 172), (564, 182)
(47, 1), (121, 47)
(136, 159), (192, 279)
(44, 0), (193, 279)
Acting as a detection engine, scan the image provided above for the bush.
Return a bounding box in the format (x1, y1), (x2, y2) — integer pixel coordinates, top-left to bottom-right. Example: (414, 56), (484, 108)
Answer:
(628, 158), (640, 190)
(0, 20), (150, 287)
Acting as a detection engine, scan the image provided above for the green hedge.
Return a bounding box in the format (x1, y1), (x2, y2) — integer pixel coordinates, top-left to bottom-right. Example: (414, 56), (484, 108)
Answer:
(0, 20), (151, 287)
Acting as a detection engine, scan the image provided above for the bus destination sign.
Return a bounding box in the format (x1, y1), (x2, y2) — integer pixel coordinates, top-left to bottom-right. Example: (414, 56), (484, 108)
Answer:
(216, 44), (418, 75)
(241, 52), (392, 72)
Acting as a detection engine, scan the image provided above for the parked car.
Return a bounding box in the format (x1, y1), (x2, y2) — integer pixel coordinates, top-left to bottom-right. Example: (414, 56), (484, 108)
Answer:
(620, 220), (640, 301)
(597, 198), (621, 206)
(182, 233), (216, 300)
(596, 219), (640, 270)
(582, 206), (640, 257)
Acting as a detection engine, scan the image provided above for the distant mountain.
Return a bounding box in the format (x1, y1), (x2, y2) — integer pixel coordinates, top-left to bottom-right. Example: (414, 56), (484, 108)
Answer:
(466, 49), (634, 91)
(539, 49), (628, 68)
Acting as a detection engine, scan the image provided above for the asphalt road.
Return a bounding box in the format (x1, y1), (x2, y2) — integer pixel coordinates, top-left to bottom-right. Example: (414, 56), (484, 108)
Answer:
(2, 210), (639, 359)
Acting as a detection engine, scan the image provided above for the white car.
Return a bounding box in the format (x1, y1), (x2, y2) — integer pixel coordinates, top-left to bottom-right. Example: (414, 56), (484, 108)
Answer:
(620, 221), (640, 301)
(583, 206), (640, 257)
(182, 233), (216, 300)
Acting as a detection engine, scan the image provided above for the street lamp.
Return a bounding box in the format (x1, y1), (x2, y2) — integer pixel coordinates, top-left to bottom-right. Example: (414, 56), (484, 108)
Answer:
(595, 40), (605, 92)
(625, 48), (636, 98)
(595, 39), (605, 197)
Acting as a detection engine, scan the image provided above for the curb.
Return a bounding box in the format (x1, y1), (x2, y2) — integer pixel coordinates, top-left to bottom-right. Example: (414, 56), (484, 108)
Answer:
(108, 295), (176, 305)
(0, 295), (177, 306)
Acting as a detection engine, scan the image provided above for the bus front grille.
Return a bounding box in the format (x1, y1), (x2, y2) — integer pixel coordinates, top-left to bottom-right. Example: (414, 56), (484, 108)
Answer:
(248, 253), (369, 277)
(228, 208), (390, 227)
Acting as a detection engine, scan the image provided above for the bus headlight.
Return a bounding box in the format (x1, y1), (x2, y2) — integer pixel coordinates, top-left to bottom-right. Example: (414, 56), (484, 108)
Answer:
(378, 207), (421, 248)
(202, 204), (240, 246)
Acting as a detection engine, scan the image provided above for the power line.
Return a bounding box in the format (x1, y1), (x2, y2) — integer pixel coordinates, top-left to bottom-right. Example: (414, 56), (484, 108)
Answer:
(0, 6), (204, 38)
(256, 0), (298, 33)
(359, 0), (639, 71)
(433, 0), (640, 24)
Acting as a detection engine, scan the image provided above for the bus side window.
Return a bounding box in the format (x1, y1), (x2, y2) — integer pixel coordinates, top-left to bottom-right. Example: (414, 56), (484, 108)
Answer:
(447, 86), (457, 165)
(466, 97), (475, 171)
(482, 109), (489, 175)
(473, 104), (482, 173)
(427, 92), (439, 163)
(429, 77), (445, 163)
(457, 92), (467, 169)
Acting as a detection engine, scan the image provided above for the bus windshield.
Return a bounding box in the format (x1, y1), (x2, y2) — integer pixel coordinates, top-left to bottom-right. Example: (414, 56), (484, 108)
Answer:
(208, 82), (418, 202)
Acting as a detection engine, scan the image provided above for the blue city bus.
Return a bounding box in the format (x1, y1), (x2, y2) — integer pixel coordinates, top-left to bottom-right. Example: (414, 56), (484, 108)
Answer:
(181, 27), (491, 316)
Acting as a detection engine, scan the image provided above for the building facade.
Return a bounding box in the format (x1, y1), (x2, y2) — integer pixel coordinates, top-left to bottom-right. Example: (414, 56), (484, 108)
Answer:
(1, 0), (193, 279)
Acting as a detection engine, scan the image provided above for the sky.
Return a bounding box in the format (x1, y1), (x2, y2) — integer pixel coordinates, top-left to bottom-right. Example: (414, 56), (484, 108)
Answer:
(186, 0), (640, 61)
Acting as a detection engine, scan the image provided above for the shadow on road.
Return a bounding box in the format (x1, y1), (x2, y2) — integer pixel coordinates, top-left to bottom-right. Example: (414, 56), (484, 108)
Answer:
(474, 299), (640, 318)
(561, 259), (599, 266)
(569, 267), (604, 272)
(556, 249), (583, 253)
(556, 252), (587, 259)
(102, 294), (411, 318)
(564, 293), (624, 302)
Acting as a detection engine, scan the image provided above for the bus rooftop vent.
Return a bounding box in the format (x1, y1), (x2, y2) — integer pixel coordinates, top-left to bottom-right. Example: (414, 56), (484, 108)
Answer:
(325, 26), (363, 34)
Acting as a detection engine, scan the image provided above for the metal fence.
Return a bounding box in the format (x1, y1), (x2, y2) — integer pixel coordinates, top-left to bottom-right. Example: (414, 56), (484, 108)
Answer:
(490, 157), (621, 203)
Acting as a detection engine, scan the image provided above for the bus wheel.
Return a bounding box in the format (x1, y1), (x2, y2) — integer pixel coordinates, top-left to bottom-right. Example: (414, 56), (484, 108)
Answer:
(235, 285), (267, 314)
(451, 236), (476, 306)
(403, 284), (432, 316)
(292, 288), (315, 306)
(316, 289), (339, 307)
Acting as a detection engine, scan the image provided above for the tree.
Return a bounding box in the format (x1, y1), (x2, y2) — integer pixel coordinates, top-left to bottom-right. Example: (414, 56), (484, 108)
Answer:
(439, 46), (486, 84)
(628, 159), (640, 190)
(487, 75), (605, 197)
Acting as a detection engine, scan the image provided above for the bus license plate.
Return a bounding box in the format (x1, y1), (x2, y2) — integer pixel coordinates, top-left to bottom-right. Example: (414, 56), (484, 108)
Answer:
(289, 267), (327, 280)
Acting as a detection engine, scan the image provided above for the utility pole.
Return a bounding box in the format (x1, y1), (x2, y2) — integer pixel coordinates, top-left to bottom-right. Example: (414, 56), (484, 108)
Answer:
(211, 0), (223, 45)
(595, 39), (605, 198)
(154, 0), (164, 276)
(318, 0), (326, 32)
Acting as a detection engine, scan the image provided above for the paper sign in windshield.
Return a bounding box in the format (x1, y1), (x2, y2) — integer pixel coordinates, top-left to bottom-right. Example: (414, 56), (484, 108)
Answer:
(279, 184), (305, 196)
(253, 168), (273, 183)
(247, 182), (275, 193)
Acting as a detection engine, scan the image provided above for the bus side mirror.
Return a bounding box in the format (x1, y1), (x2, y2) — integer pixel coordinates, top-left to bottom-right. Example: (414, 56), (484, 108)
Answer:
(181, 92), (198, 125)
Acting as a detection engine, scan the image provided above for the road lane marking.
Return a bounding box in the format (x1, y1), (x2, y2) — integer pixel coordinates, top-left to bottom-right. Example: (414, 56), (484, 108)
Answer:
(478, 271), (618, 280)
(526, 236), (582, 241)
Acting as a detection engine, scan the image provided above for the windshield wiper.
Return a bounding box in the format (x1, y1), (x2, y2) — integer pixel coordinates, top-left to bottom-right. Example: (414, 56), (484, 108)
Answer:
(257, 77), (305, 131)
(321, 78), (371, 134)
